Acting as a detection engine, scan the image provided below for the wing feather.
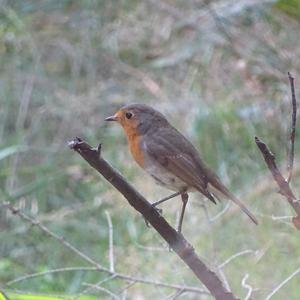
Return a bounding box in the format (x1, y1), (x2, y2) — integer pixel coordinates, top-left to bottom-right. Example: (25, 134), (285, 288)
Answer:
(144, 126), (258, 224)
(145, 127), (217, 203)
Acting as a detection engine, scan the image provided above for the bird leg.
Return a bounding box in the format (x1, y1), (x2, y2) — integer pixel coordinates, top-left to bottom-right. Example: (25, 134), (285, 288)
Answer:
(177, 192), (189, 233)
(152, 191), (182, 207)
(144, 191), (181, 228)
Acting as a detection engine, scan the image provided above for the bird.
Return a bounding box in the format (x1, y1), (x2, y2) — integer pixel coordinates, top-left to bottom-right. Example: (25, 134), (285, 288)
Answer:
(105, 103), (258, 231)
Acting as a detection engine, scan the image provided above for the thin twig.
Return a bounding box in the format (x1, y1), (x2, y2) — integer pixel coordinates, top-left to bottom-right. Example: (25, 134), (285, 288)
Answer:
(265, 266), (300, 300)
(287, 72), (297, 183)
(210, 202), (231, 222)
(271, 215), (293, 220)
(82, 282), (120, 300)
(257, 213), (294, 228)
(4, 228), (208, 295)
(7, 267), (98, 286)
(134, 241), (167, 252)
(241, 274), (253, 300)
(117, 281), (136, 297)
(218, 250), (255, 269)
(3, 202), (106, 270)
(255, 137), (296, 200)
(75, 275), (117, 300)
(218, 269), (231, 293)
(105, 211), (115, 273)
(164, 288), (185, 300)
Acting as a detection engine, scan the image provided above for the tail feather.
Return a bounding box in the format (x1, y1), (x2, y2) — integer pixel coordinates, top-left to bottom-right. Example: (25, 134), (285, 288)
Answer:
(209, 175), (258, 225)
(196, 186), (217, 204)
(228, 193), (258, 225)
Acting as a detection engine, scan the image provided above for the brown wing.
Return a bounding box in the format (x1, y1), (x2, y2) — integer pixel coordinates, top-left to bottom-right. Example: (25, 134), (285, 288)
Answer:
(145, 126), (217, 203)
(145, 125), (258, 224)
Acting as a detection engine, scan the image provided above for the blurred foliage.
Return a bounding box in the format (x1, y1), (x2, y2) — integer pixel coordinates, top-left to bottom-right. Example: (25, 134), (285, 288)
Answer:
(276, 0), (300, 20)
(0, 0), (300, 299)
(5, 293), (96, 300)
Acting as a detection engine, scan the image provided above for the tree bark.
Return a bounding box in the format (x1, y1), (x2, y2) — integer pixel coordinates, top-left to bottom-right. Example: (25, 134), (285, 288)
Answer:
(69, 138), (239, 300)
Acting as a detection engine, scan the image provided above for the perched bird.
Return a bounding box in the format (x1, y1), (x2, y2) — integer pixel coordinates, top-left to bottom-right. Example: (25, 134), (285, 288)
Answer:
(105, 104), (258, 231)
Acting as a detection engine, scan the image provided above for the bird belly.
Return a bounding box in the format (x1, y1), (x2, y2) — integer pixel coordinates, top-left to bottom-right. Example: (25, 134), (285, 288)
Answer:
(144, 163), (189, 192)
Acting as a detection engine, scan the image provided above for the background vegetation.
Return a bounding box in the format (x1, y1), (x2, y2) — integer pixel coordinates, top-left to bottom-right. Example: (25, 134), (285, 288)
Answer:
(0, 0), (300, 299)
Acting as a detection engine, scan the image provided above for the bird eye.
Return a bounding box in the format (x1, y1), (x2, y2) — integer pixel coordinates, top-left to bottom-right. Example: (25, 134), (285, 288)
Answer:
(125, 112), (133, 119)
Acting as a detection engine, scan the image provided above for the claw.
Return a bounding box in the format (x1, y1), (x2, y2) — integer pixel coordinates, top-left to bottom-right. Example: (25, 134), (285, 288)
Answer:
(152, 204), (163, 215)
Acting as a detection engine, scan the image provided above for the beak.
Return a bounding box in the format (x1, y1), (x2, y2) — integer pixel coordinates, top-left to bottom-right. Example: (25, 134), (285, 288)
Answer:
(105, 114), (118, 122)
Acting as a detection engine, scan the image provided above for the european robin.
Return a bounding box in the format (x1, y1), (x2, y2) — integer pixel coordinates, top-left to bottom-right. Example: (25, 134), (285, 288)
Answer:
(105, 104), (258, 231)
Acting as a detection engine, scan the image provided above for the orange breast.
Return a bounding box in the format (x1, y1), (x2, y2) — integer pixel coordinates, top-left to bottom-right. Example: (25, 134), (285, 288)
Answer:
(128, 134), (145, 168)
(122, 122), (145, 168)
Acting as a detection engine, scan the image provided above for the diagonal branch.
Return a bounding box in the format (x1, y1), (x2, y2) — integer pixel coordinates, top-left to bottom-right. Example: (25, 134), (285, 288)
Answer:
(255, 73), (300, 229)
(266, 266), (300, 300)
(68, 138), (239, 300)
(255, 137), (300, 229)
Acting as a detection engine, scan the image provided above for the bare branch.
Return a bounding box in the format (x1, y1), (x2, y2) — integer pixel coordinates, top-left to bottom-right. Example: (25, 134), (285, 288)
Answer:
(7, 267), (98, 286)
(255, 137), (296, 200)
(218, 250), (255, 269)
(218, 269), (231, 293)
(266, 266), (300, 300)
(271, 215), (293, 220)
(3, 202), (106, 270)
(241, 274), (253, 300)
(163, 288), (185, 300)
(105, 211), (115, 273)
(117, 281), (136, 297)
(256, 213), (294, 228)
(68, 138), (239, 300)
(5, 236), (208, 295)
(255, 73), (300, 229)
(209, 202), (231, 222)
(73, 275), (116, 300)
(255, 136), (300, 229)
(287, 72), (297, 183)
(82, 282), (120, 300)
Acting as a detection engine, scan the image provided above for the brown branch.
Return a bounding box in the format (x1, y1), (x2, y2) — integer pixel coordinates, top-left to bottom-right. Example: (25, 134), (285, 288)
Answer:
(255, 137), (300, 229)
(255, 73), (300, 229)
(68, 138), (239, 300)
(287, 72), (297, 183)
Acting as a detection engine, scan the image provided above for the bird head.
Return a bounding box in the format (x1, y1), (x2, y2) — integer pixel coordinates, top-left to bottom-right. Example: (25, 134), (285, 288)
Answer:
(105, 104), (168, 135)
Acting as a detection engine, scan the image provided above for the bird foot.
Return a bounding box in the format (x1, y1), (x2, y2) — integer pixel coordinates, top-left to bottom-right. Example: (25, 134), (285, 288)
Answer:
(144, 206), (163, 228)
(153, 206), (163, 215)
